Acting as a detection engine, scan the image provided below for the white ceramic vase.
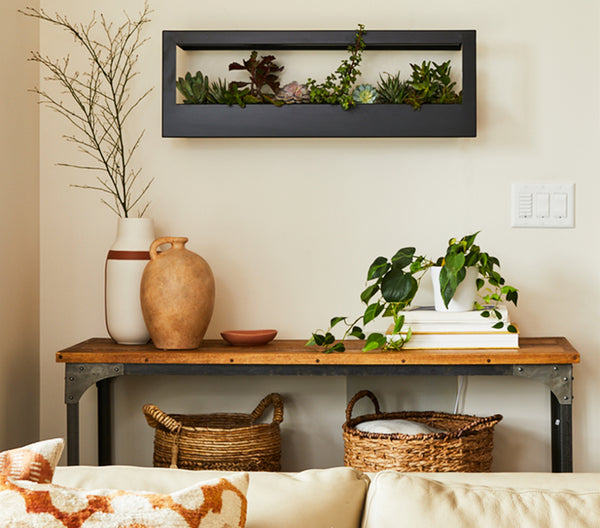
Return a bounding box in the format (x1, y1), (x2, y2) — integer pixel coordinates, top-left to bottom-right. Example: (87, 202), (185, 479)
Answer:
(105, 218), (155, 344)
(431, 266), (478, 312)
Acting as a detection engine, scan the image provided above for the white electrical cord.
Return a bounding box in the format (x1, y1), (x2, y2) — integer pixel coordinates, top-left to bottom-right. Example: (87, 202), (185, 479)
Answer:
(454, 376), (466, 414)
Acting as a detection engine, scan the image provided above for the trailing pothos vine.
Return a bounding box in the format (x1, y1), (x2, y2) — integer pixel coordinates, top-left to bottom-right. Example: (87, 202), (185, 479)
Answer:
(307, 232), (518, 353)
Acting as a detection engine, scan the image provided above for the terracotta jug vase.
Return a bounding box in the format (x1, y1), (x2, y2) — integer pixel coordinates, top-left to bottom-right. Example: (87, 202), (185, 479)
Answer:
(140, 237), (215, 349)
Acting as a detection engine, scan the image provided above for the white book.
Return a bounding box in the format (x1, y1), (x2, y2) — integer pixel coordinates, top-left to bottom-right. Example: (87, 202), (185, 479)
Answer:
(402, 322), (512, 333)
(387, 327), (519, 349)
(398, 305), (510, 325)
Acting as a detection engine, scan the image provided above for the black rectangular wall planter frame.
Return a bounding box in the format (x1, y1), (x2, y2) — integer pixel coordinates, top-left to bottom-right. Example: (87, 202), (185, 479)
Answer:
(162, 30), (476, 138)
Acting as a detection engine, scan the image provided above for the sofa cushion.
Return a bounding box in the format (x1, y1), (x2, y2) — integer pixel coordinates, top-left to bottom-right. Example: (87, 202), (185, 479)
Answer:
(362, 471), (600, 528)
(54, 465), (369, 528)
(0, 471), (248, 527)
(0, 438), (64, 483)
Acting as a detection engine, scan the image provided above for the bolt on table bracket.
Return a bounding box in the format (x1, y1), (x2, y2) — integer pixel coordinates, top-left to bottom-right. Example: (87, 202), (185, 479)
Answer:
(513, 364), (573, 403)
(65, 363), (125, 404)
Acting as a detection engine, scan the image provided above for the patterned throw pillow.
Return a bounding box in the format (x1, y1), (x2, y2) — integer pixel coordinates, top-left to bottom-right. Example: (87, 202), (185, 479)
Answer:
(0, 438), (64, 483)
(0, 471), (248, 528)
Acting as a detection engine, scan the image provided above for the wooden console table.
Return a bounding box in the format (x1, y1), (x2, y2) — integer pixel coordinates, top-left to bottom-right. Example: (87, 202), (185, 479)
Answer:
(56, 336), (579, 472)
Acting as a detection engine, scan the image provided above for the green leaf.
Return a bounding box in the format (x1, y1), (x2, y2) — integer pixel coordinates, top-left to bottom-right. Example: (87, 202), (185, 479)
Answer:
(439, 266), (459, 308)
(476, 278), (484, 290)
(444, 252), (466, 272)
(325, 342), (345, 353)
(363, 303), (384, 324)
(381, 269), (418, 303)
(390, 247), (416, 269)
(363, 333), (387, 351)
(312, 333), (325, 346)
(481, 310), (490, 318)
(323, 332), (335, 345)
(392, 315), (405, 334)
(492, 322), (504, 329)
(367, 257), (390, 281)
(360, 284), (379, 304)
(507, 324), (518, 333)
(349, 326), (365, 339)
(330, 317), (346, 328)
(306, 336), (316, 346)
(506, 289), (519, 306)
(463, 232), (479, 248)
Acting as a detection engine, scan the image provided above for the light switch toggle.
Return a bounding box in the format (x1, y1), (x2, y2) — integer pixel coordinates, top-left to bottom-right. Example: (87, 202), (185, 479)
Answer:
(535, 193), (550, 217)
(551, 193), (567, 218)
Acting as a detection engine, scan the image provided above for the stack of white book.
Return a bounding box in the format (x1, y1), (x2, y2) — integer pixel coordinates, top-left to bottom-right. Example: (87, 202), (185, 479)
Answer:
(386, 305), (519, 349)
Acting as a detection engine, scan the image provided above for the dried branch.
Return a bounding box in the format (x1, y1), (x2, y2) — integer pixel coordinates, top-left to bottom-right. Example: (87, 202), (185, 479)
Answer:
(20, 2), (153, 217)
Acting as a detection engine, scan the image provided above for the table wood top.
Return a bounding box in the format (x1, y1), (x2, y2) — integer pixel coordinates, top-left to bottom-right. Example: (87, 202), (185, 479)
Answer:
(56, 337), (579, 366)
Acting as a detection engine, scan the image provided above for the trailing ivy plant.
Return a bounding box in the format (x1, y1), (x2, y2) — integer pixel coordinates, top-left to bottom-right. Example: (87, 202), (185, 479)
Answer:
(308, 232), (518, 353)
(306, 24), (367, 110)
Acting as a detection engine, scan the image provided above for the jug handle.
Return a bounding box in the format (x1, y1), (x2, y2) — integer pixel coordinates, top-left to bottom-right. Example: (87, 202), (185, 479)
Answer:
(149, 237), (189, 260)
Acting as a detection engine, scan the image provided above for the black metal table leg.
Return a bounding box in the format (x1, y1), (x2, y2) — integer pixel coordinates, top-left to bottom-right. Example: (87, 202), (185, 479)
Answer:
(551, 392), (573, 472)
(514, 364), (573, 473)
(97, 378), (112, 465)
(66, 402), (80, 466)
(64, 363), (124, 466)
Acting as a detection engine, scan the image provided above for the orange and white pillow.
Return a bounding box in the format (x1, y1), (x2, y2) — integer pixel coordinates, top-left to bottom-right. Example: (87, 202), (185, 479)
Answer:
(0, 438), (64, 483)
(0, 471), (248, 528)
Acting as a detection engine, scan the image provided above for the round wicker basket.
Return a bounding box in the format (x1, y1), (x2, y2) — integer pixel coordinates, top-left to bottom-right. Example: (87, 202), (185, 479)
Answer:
(343, 390), (502, 472)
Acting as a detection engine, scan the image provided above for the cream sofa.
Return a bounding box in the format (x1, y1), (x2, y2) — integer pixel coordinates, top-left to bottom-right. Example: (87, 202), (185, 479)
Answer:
(53, 465), (600, 528)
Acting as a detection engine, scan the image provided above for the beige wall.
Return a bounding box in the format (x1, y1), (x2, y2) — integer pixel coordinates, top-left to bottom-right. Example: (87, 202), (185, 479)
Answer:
(38, 0), (600, 470)
(0, 0), (40, 449)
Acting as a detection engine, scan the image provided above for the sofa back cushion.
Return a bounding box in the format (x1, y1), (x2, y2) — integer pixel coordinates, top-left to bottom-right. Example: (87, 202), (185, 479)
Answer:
(362, 471), (600, 528)
(54, 465), (369, 528)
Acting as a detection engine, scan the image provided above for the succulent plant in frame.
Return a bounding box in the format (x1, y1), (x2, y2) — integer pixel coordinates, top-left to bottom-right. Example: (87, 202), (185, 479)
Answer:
(352, 84), (378, 104)
(275, 81), (311, 104)
(376, 72), (408, 104)
(229, 51), (284, 105)
(176, 71), (210, 104)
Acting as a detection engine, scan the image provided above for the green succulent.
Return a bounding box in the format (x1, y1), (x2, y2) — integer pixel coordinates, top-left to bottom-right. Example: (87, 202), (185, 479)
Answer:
(405, 60), (462, 110)
(352, 84), (378, 104)
(207, 78), (229, 104)
(176, 71), (210, 104)
(376, 72), (408, 104)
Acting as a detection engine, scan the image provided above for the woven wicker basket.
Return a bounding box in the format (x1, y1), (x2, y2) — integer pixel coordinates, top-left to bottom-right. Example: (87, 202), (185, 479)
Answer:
(343, 390), (502, 472)
(143, 393), (283, 471)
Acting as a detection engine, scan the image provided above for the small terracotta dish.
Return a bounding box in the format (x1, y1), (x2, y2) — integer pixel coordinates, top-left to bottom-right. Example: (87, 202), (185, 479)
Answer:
(221, 329), (278, 346)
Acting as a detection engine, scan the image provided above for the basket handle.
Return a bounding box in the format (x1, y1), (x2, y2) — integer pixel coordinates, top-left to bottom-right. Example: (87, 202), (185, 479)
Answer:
(454, 413), (503, 437)
(251, 393), (284, 424)
(143, 404), (183, 433)
(345, 390), (381, 422)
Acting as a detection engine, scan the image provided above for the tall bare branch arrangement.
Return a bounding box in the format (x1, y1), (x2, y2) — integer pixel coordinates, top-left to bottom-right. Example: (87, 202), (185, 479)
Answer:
(21, 3), (153, 217)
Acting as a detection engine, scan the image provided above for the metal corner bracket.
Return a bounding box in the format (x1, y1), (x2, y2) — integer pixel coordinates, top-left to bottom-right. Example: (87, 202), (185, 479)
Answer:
(513, 364), (573, 403)
(65, 363), (125, 404)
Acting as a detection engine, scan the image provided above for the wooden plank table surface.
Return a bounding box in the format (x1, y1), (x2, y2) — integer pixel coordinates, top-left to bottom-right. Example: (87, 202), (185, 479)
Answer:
(57, 336), (579, 365)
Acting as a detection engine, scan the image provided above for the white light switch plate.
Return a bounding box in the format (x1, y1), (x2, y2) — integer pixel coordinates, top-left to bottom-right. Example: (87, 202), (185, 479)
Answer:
(511, 183), (575, 228)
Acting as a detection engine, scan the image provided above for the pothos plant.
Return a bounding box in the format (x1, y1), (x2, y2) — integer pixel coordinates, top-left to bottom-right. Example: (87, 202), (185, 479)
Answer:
(308, 232), (518, 353)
